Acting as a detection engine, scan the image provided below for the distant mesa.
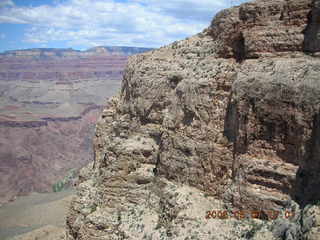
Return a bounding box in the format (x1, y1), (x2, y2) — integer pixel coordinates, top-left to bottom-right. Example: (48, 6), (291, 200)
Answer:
(0, 46), (154, 58)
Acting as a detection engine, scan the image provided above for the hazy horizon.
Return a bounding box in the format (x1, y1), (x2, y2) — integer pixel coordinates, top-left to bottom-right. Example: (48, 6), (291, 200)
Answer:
(0, 0), (249, 52)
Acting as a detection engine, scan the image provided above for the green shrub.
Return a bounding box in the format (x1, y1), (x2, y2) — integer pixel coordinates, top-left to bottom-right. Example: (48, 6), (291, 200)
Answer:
(52, 180), (64, 192)
(52, 168), (78, 193)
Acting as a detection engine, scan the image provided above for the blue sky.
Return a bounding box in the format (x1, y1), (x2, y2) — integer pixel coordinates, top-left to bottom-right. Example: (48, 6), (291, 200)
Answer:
(0, 0), (249, 52)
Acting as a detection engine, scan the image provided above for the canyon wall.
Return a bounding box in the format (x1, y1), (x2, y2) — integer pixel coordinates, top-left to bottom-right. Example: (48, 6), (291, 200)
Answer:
(0, 109), (98, 203)
(67, 0), (320, 239)
(0, 47), (152, 204)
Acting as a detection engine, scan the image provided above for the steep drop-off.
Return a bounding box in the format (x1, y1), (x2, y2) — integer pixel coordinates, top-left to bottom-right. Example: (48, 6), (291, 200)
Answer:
(67, 0), (320, 239)
(0, 47), (152, 204)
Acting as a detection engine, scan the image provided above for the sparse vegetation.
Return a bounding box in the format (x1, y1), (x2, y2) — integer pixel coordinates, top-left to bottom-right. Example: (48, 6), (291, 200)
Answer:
(242, 220), (263, 239)
(52, 168), (77, 192)
(313, 199), (320, 206)
(52, 180), (64, 192)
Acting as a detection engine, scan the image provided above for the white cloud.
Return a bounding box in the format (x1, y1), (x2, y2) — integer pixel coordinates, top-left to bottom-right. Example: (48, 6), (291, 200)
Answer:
(0, 15), (27, 24)
(133, 0), (227, 22)
(0, 0), (14, 8)
(0, 0), (249, 48)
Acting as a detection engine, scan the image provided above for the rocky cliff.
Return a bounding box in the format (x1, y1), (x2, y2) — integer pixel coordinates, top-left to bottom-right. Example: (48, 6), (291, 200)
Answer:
(67, 0), (320, 239)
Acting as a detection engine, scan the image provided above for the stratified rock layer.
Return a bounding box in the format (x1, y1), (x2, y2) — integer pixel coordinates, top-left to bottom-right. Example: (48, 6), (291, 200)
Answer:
(67, 0), (320, 239)
(0, 47), (151, 203)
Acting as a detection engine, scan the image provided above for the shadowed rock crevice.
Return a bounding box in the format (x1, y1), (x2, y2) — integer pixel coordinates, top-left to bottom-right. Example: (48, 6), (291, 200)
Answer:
(295, 112), (320, 207)
(233, 33), (246, 62)
(168, 73), (183, 89)
(224, 98), (239, 143)
(303, 0), (320, 53)
(153, 132), (164, 176)
(182, 108), (195, 126)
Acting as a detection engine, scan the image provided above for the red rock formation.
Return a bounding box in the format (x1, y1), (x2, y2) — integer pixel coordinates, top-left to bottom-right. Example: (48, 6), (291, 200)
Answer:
(0, 109), (98, 203)
(0, 47), (152, 204)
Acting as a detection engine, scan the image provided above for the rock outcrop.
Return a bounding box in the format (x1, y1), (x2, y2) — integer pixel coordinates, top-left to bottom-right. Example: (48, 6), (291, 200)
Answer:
(67, 0), (320, 239)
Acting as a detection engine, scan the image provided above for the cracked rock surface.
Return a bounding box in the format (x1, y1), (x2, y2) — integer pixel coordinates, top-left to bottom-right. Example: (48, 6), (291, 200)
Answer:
(67, 0), (320, 239)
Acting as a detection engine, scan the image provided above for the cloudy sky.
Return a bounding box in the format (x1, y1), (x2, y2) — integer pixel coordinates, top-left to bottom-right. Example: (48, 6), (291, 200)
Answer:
(0, 0), (249, 52)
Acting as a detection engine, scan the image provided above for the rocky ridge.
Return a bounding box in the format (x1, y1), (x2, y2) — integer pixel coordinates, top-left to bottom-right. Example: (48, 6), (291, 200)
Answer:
(67, 0), (320, 239)
(0, 46), (153, 58)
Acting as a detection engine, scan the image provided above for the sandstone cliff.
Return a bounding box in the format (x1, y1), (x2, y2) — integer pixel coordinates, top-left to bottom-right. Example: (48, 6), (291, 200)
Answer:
(67, 0), (320, 239)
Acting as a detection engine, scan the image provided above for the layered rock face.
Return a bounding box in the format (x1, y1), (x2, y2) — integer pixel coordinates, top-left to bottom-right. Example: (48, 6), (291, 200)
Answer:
(0, 47), (151, 204)
(0, 109), (98, 204)
(67, 0), (320, 239)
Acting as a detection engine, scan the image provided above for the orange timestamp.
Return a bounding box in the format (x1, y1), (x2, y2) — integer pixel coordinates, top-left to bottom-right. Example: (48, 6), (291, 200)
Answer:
(205, 210), (295, 220)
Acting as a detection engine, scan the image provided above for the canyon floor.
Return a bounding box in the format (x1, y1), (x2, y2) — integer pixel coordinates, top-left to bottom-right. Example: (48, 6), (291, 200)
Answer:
(0, 189), (74, 240)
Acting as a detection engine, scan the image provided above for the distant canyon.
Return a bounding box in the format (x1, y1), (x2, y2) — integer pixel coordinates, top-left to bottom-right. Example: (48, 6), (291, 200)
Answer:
(0, 46), (152, 204)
